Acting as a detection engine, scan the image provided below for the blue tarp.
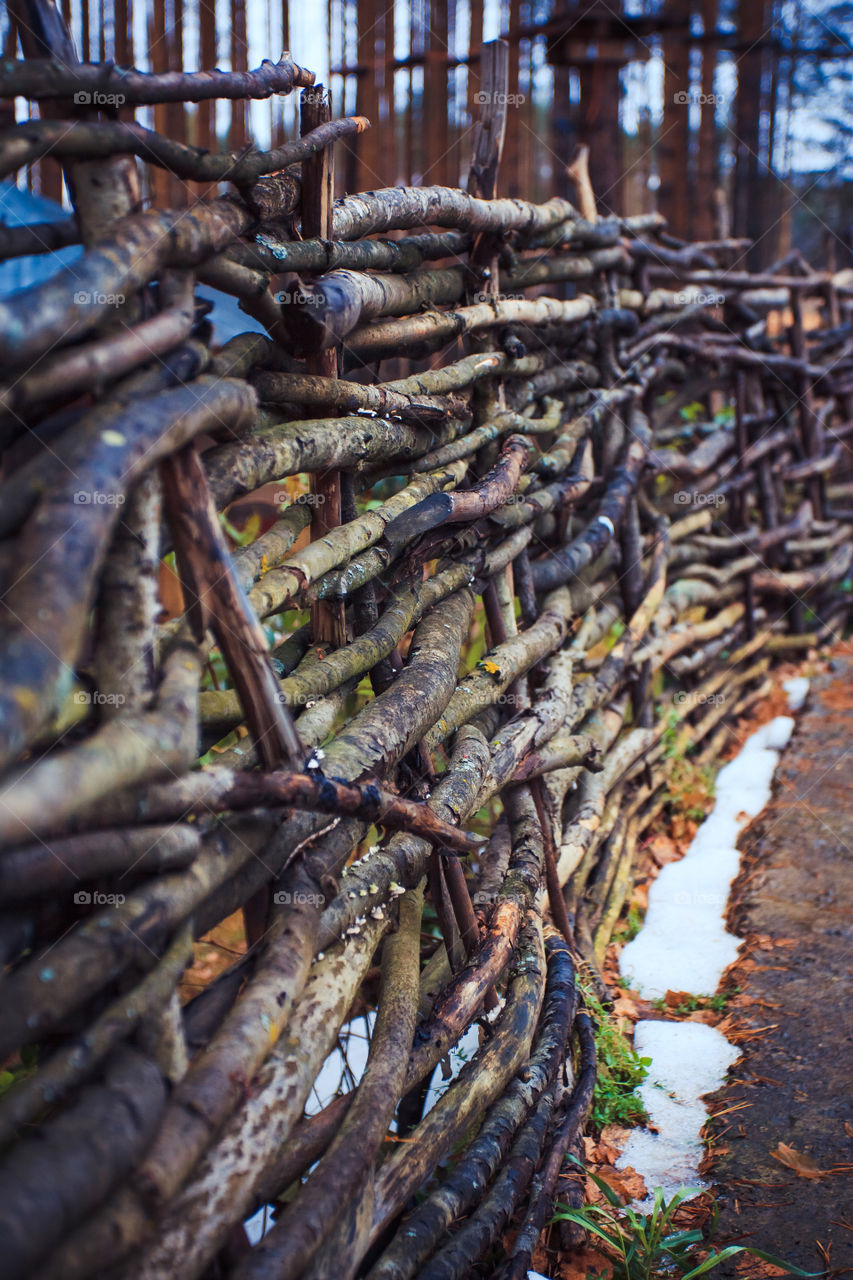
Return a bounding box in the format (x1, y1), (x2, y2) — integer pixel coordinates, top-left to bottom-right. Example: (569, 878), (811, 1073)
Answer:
(0, 181), (268, 344)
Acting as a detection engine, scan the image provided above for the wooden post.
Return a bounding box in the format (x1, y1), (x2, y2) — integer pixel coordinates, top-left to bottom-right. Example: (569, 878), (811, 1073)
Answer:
(467, 39), (509, 308)
(733, 368), (749, 531)
(467, 40), (508, 406)
(790, 285), (824, 520)
(230, 0), (249, 156)
(468, 39), (508, 203)
(159, 0), (185, 206)
(695, 0), (719, 241)
(301, 85), (347, 648)
(733, 0), (770, 266)
(659, 0), (691, 237)
(197, 0), (217, 199)
(424, 0), (450, 185)
(149, 0), (171, 209)
(573, 4), (625, 218)
(501, 0), (522, 197)
(355, 0), (381, 191)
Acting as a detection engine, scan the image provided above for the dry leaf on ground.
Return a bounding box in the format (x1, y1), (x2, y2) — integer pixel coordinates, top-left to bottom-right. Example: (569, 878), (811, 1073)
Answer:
(611, 990), (643, 1021)
(597, 1164), (648, 1202)
(599, 1124), (633, 1150)
(646, 833), (683, 865)
(685, 1008), (723, 1025)
(734, 1255), (789, 1276)
(770, 1142), (830, 1179)
(590, 1131), (622, 1165)
(664, 988), (696, 1008)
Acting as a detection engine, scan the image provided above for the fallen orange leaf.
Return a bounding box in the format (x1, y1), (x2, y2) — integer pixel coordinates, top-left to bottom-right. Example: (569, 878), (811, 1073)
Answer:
(590, 1134), (622, 1165)
(611, 992), (642, 1021)
(596, 1164), (648, 1203)
(665, 988), (696, 1009)
(686, 1008), (722, 1025)
(770, 1142), (829, 1179)
(734, 1256), (788, 1276)
(599, 1123), (633, 1149)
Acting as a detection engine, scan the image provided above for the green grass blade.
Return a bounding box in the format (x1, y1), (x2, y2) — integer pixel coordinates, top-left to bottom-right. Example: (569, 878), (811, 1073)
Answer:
(746, 1247), (825, 1277)
(681, 1245), (746, 1277)
(549, 1210), (624, 1252)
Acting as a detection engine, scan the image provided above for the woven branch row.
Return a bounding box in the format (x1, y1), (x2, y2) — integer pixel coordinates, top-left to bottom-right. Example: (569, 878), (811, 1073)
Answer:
(0, 20), (852, 1280)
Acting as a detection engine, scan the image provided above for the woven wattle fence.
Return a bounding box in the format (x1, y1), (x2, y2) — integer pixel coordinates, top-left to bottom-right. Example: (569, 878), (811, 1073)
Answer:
(0, 9), (852, 1280)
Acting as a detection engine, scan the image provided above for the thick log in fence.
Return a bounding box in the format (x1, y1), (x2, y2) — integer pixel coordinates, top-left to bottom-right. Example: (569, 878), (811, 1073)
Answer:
(1, 13), (852, 1280)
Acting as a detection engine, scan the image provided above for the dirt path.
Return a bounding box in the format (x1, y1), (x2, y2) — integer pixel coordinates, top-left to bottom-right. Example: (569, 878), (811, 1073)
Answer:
(712, 655), (853, 1276)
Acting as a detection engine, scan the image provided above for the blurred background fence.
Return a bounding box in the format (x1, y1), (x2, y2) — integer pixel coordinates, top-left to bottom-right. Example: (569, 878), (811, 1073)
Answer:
(3, 0), (853, 266)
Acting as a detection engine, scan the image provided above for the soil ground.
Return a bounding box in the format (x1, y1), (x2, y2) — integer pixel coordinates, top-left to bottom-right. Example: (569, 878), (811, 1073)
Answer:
(711, 654), (853, 1277)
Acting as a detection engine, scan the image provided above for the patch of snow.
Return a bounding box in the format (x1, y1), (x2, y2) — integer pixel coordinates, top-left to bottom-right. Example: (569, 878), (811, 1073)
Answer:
(749, 715), (795, 751)
(618, 814), (744, 999)
(620, 701), (803, 1000)
(715, 745), (777, 792)
(782, 677), (809, 712)
(614, 681), (808, 1206)
(619, 902), (741, 1000)
(617, 1020), (739, 1208)
(686, 808), (742, 855)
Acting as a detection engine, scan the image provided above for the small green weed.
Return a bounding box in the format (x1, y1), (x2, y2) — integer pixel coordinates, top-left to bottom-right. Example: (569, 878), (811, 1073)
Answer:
(583, 987), (650, 1132)
(553, 1169), (822, 1280)
(613, 904), (644, 944)
(650, 990), (736, 1017)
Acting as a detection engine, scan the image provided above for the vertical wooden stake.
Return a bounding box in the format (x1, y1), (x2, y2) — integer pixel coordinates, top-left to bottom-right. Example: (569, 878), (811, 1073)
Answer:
(468, 40), (508, 203)
(790, 285), (824, 520)
(467, 41), (509, 404)
(301, 84), (347, 648)
(733, 368), (749, 531)
(566, 143), (598, 224)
